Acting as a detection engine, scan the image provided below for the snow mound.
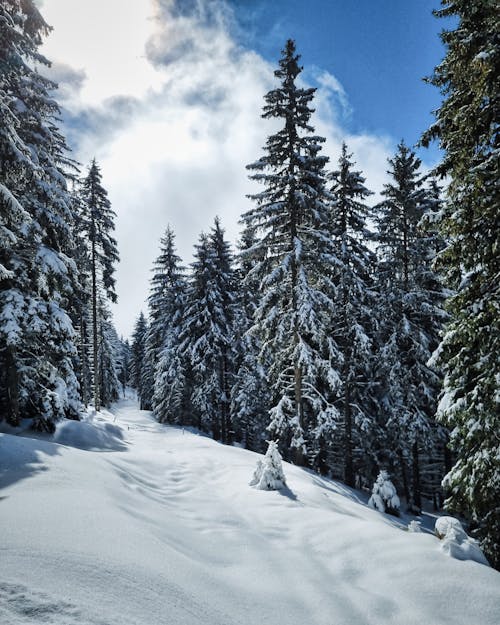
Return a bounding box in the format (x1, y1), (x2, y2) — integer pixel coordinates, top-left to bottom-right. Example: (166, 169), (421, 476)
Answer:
(435, 516), (489, 566)
(54, 413), (127, 451)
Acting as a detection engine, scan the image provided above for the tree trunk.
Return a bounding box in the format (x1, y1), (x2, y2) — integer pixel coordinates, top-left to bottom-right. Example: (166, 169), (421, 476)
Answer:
(398, 450), (410, 503)
(91, 236), (100, 412)
(6, 346), (20, 426)
(344, 381), (354, 487)
(80, 312), (89, 407)
(412, 439), (421, 511)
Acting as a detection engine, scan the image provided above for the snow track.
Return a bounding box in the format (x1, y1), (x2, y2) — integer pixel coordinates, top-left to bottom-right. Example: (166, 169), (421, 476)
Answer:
(1, 398), (499, 625)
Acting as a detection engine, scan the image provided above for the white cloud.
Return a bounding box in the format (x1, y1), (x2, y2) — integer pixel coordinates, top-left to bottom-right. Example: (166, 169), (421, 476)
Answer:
(39, 0), (395, 338)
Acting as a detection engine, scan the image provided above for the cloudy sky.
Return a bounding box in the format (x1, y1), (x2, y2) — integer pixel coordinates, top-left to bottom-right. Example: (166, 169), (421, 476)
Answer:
(36, 0), (449, 338)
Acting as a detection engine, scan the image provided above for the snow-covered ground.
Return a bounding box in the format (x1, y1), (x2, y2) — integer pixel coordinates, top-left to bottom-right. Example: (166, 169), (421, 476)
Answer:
(1, 399), (499, 625)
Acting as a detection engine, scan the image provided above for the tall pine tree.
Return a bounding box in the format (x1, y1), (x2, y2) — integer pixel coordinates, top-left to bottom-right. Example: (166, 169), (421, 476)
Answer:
(328, 143), (377, 485)
(374, 142), (446, 510)
(422, 0), (499, 566)
(79, 160), (119, 411)
(242, 39), (342, 465)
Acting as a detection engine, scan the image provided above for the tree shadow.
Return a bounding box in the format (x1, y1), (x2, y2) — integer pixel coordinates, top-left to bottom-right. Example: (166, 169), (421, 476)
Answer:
(277, 484), (299, 502)
(0, 433), (60, 491)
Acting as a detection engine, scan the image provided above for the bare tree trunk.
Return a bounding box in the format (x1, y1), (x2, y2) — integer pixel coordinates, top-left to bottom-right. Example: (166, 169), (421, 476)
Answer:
(412, 439), (421, 510)
(6, 346), (20, 426)
(91, 236), (100, 412)
(80, 312), (89, 407)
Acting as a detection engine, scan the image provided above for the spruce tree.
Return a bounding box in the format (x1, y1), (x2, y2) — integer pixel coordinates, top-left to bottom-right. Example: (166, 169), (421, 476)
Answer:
(0, 0), (82, 430)
(143, 227), (186, 413)
(374, 142), (446, 510)
(328, 143), (377, 486)
(130, 312), (148, 408)
(79, 160), (119, 411)
(242, 39), (341, 465)
(151, 228), (188, 424)
(179, 219), (236, 442)
(231, 227), (270, 452)
(422, 0), (499, 566)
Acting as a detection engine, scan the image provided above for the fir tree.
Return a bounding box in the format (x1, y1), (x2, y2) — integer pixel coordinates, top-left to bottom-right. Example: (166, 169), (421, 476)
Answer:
(79, 160), (119, 411)
(328, 143), (376, 486)
(130, 312), (148, 408)
(0, 0), (82, 430)
(422, 0), (500, 567)
(152, 228), (188, 424)
(231, 227), (270, 452)
(374, 142), (447, 510)
(242, 39), (342, 465)
(179, 219), (235, 442)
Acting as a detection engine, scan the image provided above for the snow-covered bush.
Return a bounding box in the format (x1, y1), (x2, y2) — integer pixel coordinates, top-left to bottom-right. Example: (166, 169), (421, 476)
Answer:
(368, 470), (400, 516)
(250, 441), (286, 491)
(435, 517), (489, 566)
(408, 520), (422, 533)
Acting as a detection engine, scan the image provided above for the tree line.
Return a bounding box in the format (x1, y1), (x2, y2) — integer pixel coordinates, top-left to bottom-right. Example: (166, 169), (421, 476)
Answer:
(0, 0), (125, 431)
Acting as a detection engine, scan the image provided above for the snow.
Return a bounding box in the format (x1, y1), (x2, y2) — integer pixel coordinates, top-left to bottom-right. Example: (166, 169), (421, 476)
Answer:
(435, 517), (490, 566)
(1, 398), (499, 625)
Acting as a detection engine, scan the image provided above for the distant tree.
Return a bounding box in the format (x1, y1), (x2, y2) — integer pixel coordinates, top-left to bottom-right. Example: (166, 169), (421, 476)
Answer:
(179, 219), (236, 442)
(422, 0), (500, 567)
(130, 312), (148, 408)
(242, 39), (342, 465)
(79, 160), (119, 411)
(151, 228), (188, 424)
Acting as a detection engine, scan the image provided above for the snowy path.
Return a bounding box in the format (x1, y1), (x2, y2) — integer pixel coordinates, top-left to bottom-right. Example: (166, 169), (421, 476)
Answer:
(1, 398), (499, 625)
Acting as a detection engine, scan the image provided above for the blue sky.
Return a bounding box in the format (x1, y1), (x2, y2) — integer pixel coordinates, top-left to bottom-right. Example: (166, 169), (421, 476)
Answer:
(232, 0), (449, 161)
(38, 0), (451, 336)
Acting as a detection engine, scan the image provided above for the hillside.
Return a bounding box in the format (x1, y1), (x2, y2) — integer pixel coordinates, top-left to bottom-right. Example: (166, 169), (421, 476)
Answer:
(1, 398), (499, 625)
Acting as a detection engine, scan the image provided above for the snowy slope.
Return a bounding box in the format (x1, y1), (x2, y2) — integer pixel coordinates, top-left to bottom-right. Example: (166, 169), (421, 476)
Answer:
(1, 399), (499, 625)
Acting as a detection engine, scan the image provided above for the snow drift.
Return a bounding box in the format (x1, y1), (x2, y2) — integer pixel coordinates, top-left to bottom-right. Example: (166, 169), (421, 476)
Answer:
(1, 399), (499, 625)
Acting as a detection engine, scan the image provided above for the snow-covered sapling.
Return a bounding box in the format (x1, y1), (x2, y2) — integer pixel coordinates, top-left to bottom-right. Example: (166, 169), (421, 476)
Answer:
(408, 520), (422, 533)
(368, 470), (401, 516)
(250, 441), (286, 491)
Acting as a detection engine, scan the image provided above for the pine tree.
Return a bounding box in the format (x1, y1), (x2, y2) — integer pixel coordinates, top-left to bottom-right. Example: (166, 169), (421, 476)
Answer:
(242, 39), (342, 465)
(152, 228), (188, 424)
(374, 142), (447, 511)
(143, 227), (186, 413)
(328, 143), (376, 486)
(179, 219), (236, 442)
(422, 0), (499, 567)
(79, 160), (119, 411)
(231, 227), (270, 452)
(130, 312), (148, 408)
(0, 0), (82, 430)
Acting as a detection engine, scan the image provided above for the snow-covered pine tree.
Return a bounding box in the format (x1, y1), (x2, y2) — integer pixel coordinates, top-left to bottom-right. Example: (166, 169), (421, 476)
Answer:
(368, 470), (401, 516)
(250, 441), (287, 491)
(130, 312), (148, 408)
(151, 228), (189, 425)
(116, 338), (131, 397)
(231, 226), (270, 452)
(374, 142), (447, 511)
(98, 302), (122, 407)
(0, 0), (82, 430)
(143, 227), (186, 413)
(328, 142), (377, 486)
(242, 39), (342, 465)
(422, 0), (499, 568)
(179, 219), (236, 442)
(79, 159), (119, 412)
